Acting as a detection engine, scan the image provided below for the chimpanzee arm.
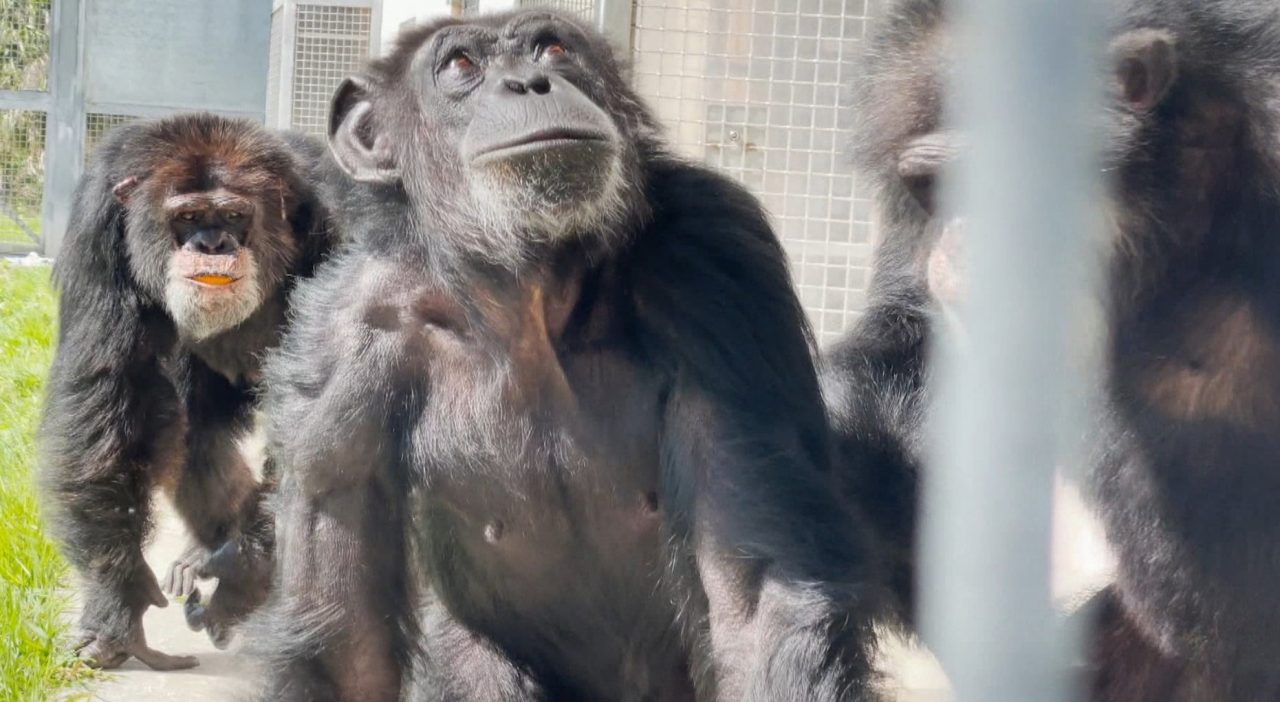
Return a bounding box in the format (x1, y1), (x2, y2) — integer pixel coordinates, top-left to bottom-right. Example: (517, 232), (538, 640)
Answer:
(160, 354), (271, 646)
(417, 595), (548, 701)
(253, 255), (423, 702)
(634, 162), (888, 701)
(39, 130), (196, 671)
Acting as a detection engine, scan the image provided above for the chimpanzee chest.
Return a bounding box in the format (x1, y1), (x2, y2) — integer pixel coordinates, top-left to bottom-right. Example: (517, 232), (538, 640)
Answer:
(410, 330), (695, 698)
(1120, 287), (1280, 437)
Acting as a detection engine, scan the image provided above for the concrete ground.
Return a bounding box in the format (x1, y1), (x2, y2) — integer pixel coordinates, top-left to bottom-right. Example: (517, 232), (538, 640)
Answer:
(82, 498), (262, 701)
(75, 469), (1110, 701)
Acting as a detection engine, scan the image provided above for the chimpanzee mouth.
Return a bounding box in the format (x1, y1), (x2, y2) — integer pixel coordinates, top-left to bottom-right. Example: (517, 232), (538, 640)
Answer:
(186, 273), (241, 287)
(472, 128), (610, 162)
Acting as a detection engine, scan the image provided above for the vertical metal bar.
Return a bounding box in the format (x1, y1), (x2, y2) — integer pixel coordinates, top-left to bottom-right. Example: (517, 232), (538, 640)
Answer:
(279, 0), (297, 130)
(41, 0), (86, 257)
(367, 0), (384, 56)
(920, 0), (1100, 700)
(595, 0), (632, 52)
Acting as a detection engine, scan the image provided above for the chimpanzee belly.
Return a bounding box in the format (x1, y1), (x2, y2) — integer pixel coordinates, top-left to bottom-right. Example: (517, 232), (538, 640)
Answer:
(414, 348), (698, 700)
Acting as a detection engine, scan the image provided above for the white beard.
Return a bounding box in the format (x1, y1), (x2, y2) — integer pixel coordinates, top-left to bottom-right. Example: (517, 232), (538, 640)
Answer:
(164, 254), (263, 341)
(461, 147), (629, 266)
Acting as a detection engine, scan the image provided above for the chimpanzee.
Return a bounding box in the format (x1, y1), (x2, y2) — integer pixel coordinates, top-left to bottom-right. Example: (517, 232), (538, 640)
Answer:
(821, 0), (950, 629)
(830, 0), (1280, 698)
(40, 114), (338, 669)
(252, 10), (888, 701)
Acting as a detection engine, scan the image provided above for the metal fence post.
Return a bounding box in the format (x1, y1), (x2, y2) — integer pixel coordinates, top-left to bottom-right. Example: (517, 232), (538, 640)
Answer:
(41, 0), (85, 258)
(920, 0), (1100, 699)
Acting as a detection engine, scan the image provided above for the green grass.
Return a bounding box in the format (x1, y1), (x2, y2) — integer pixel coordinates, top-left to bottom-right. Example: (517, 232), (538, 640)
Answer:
(0, 211), (42, 248)
(0, 262), (92, 701)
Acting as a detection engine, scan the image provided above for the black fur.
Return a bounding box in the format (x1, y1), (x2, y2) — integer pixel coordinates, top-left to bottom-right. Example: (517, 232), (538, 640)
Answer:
(821, 0), (945, 627)
(39, 113), (339, 669)
(253, 10), (887, 702)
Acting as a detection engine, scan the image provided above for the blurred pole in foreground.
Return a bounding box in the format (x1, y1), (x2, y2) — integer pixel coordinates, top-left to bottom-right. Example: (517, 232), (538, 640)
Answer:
(920, 0), (1102, 700)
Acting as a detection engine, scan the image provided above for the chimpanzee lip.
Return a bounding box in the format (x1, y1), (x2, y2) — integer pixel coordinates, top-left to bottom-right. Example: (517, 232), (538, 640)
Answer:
(472, 128), (610, 160)
(186, 272), (241, 287)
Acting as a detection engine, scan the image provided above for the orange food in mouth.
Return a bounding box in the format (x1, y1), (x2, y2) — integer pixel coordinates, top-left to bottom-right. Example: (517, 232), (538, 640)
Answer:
(189, 274), (238, 286)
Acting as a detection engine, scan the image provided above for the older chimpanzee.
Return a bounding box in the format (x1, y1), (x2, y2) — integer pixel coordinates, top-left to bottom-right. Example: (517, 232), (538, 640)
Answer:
(253, 10), (887, 702)
(831, 0), (1280, 698)
(40, 114), (338, 669)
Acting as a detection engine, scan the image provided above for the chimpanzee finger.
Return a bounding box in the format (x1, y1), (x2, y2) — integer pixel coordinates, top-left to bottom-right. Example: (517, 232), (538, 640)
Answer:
(182, 563), (196, 598)
(162, 561), (178, 596)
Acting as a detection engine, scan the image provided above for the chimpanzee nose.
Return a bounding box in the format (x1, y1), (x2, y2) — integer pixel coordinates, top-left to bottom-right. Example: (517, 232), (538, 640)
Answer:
(186, 229), (238, 256)
(502, 74), (552, 96)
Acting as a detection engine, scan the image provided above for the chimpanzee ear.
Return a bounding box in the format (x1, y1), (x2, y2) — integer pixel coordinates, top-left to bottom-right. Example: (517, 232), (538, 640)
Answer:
(329, 76), (400, 184)
(1110, 28), (1178, 113)
(111, 175), (140, 204)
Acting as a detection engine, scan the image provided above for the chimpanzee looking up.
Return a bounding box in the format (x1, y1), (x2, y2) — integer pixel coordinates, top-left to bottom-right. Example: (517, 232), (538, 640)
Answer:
(829, 0), (1280, 698)
(40, 115), (337, 669)
(253, 10), (887, 701)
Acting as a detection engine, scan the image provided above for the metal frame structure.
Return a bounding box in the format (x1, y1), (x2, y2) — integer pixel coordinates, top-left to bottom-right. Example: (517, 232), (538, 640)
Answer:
(267, 0), (383, 135)
(5, 0), (275, 256)
(0, 0), (67, 255)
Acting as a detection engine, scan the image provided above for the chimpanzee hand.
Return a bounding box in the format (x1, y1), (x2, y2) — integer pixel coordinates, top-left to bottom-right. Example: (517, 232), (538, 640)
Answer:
(74, 565), (198, 671)
(162, 541), (213, 599)
(164, 538), (268, 649)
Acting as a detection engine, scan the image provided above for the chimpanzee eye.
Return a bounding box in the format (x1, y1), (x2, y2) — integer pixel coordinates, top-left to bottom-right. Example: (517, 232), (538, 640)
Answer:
(540, 42), (568, 59)
(178, 211), (198, 222)
(447, 52), (474, 71)
(225, 211), (242, 221)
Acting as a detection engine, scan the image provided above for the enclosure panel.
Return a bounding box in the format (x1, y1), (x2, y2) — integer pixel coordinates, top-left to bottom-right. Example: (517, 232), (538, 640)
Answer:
(83, 113), (136, 159)
(288, 4), (374, 136)
(83, 0), (270, 119)
(267, 7), (285, 128)
(633, 0), (877, 342)
(0, 109), (45, 248)
(0, 0), (50, 92)
(518, 0), (596, 19)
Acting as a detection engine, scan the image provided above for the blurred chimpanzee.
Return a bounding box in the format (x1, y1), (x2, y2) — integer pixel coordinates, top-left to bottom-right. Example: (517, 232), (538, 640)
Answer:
(830, 0), (1280, 698)
(40, 114), (337, 669)
(253, 10), (887, 701)
(821, 0), (951, 629)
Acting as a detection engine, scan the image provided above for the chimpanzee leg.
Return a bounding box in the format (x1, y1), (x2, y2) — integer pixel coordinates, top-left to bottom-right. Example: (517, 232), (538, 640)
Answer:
(42, 359), (197, 670)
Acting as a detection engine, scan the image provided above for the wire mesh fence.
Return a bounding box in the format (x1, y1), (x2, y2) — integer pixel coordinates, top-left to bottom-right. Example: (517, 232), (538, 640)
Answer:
(0, 0), (50, 92)
(84, 112), (136, 159)
(632, 0), (877, 343)
(289, 4), (375, 136)
(518, 0), (596, 19)
(0, 109), (44, 247)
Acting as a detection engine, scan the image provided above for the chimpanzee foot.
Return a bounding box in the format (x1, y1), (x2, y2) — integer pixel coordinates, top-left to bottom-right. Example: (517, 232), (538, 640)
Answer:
(76, 566), (198, 670)
(74, 626), (198, 671)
